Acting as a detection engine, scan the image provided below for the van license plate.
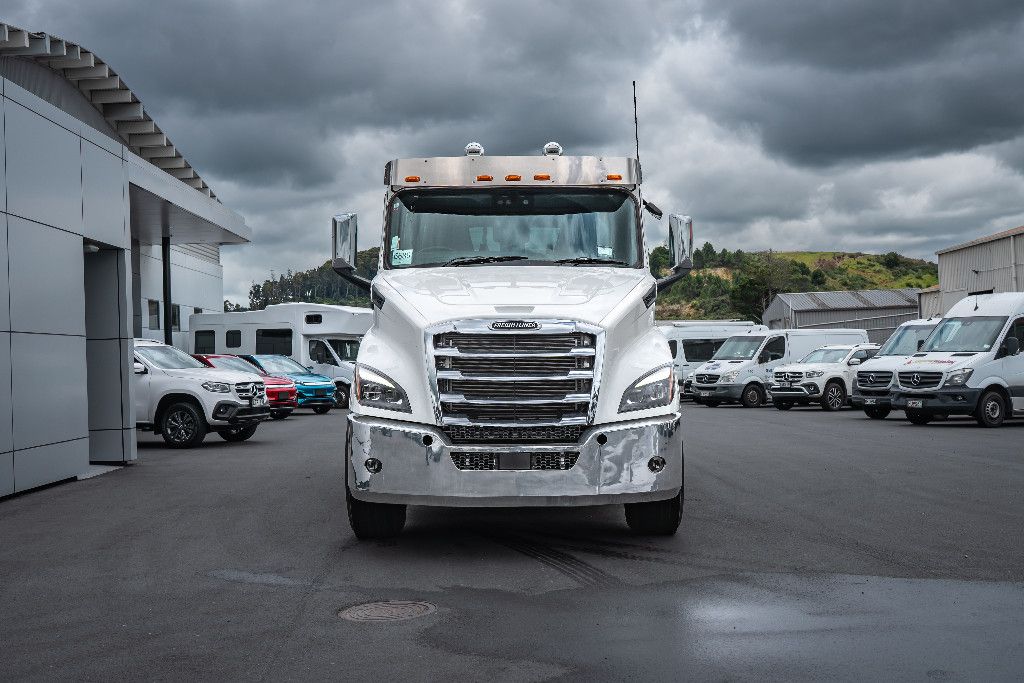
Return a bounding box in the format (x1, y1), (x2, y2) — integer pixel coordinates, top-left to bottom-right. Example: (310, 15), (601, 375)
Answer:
(864, 398), (876, 405)
(907, 399), (923, 409)
(699, 391), (711, 398)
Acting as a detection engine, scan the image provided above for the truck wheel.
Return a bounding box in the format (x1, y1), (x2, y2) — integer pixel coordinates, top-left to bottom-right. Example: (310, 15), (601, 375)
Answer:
(820, 381), (846, 411)
(346, 488), (406, 539)
(905, 410), (933, 425)
(335, 384), (350, 409)
(740, 384), (764, 408)
(312, 405), (332, 415)
(974, 390), (1006, 428)
(270, 409), (292, 420)
(219, 425), (258, 442)
(864, 407), (891, 419)
(774, 401), (793, 411)
(624, 490), (683, 535)
(160, 402), (207, 448)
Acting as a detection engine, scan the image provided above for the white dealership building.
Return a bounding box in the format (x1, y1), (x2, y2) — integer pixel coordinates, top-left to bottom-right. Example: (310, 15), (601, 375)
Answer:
(0, 22), (249, 496)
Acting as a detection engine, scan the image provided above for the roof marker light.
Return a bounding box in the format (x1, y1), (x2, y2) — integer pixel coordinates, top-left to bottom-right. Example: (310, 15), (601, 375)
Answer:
(533, 173), (551, 181)
(543, 141), (563, 156)
(465, 142), (485, 156)
(404, 175), (421, 183)
(606, 173), (622, 181)
(505, 174), (522, 181)
(476, 174), (493, 182)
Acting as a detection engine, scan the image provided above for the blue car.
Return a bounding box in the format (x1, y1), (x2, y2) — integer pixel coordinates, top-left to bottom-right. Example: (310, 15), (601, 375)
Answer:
(240, 355), (336, 414)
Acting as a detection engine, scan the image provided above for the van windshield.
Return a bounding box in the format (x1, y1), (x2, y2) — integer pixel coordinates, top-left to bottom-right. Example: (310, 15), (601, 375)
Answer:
(877, 325), (936, 356)
(921, 317), (1007, 353)
(386, 188), (639, 268)
(799, 348), (849, 364)
(136, 345), (205, 370)
(712, 336), (765, 361)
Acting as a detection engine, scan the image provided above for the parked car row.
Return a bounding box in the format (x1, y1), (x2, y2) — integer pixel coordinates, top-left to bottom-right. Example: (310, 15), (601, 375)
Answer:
(674, 292), (1024, 428)
(133, 339), (343, 448)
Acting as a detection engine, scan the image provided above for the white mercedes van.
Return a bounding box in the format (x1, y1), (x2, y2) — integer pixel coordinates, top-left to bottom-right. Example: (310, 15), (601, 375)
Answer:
(849, 318), (939, 419)
(657, 321), (767, 395)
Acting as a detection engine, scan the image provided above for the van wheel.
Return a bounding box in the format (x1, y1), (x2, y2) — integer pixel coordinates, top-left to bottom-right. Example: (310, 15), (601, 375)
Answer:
(218, 425), (258, 442)
(865, 407), (891, 419)
(740, 384), (764, 408)
(335, 384), (350, 409)
(346, 487), (406, 539)
(160, 402), (207, 448)
(974, 390), (1006, 428)
(821, 381), (846, 411)
(624, 490), (682, 535)
(312, 405), (332, 415)
(774, 401), (793, 411)
(905, 410), (933, 425)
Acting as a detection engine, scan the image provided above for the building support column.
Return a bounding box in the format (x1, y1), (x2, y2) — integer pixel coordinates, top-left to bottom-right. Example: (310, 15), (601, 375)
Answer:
(161, 236), (173, 345)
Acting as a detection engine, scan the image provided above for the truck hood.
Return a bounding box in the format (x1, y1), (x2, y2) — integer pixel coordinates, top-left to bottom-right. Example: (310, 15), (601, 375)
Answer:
(162, 368), (263, 384)
(897, 352), (979, 372)
(379, 266), (649, 325)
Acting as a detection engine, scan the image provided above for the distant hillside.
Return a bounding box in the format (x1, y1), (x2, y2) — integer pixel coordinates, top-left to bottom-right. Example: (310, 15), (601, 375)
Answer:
(651, 245), (937, 322)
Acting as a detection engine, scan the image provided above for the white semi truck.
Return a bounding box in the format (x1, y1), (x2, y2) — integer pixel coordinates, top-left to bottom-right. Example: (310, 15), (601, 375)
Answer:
(331, 142), (693, 539)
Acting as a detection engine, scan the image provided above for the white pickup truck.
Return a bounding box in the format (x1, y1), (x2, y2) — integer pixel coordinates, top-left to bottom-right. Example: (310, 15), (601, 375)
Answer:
(330, 142), (693, 539)
(133, 339), (270, 447)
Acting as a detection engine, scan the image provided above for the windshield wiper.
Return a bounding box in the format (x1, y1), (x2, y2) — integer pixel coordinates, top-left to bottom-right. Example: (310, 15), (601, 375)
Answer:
(554, 257), (629, 266)
(443, 255), (529, 266)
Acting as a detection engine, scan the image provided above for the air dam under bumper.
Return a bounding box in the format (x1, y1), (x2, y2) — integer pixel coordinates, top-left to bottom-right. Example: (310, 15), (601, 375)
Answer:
(692, 383), (744, 401)
(346, 412), (683, 507)
(892, 388), (983, 414)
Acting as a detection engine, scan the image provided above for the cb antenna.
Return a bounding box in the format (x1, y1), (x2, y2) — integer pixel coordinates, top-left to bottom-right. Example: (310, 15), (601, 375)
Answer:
(632, 80), (642, 183)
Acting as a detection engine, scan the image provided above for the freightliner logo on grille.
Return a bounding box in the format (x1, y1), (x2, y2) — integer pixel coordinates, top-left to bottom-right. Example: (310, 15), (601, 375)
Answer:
(489, 320), (540, 330)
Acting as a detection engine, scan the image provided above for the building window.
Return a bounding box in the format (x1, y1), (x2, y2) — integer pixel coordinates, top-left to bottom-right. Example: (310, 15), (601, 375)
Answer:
(194, 330), (215, 354)
(226, 330), (242, 348)
(305, 313), (323, 324)
(171, 304), (181, 332)
(148, 300), (160, 330)
(256, 328), (292, 355)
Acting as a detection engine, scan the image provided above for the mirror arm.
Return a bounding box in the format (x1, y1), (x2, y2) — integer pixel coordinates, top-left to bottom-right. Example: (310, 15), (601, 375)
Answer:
(332, 258), (371, 291)
(655, 258), (693, 293)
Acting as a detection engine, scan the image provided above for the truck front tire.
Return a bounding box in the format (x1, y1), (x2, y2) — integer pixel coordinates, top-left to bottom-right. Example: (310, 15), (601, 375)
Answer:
(624, 490), (683, 535)
(346, 488), (407, 539)
(160, 401), (207, 448)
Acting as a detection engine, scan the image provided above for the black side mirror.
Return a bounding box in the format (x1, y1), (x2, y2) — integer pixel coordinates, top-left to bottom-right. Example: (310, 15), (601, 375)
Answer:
(643, 201), (663, 219)
(916, 339), (925, 351)
(1006, 336), (1020, 357)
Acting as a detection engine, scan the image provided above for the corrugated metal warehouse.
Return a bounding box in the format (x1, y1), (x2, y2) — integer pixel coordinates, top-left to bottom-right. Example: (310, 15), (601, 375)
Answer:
(763, 288), (921, 343)
(923, 225), (1024, 316)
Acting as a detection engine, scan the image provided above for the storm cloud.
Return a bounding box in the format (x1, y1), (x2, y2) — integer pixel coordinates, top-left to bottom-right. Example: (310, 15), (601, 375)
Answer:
(6, 0), (1024, 302)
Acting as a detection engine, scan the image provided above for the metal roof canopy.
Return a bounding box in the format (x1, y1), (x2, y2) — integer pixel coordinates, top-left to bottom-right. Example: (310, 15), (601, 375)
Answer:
(129, 184), (247, 246)
(386, 156), (640, 189)
(0, 20), (217, 200)
(775, 288), (920, 312)
(936, 224), (1024, 255)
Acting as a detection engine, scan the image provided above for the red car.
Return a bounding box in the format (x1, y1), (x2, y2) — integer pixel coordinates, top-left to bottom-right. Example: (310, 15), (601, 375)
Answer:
(192, 353), (298, 420)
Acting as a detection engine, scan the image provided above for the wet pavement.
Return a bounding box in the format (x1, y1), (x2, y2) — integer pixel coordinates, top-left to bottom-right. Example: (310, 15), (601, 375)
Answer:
(1, 405), (1023, 680)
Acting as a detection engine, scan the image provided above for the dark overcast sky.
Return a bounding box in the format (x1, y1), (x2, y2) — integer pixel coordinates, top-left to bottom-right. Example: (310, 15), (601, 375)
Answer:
(7, 1), (1024, 302)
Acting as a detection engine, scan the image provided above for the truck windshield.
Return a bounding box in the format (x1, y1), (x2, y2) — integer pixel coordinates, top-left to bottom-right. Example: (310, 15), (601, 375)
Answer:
(712, 336), (765, 361)
(257, 356), (310, 375)
(921, 316), (1007, 353)
(386, 188), (639, 268)
(877, 325), (935, 356)
(136, 345), (206, 370)
(799, 348), (849, 364)
(327, 339), (359, 362)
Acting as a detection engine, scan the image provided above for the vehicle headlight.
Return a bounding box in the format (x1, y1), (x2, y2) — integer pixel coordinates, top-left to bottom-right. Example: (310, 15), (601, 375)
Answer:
(805, 370), (824, 378)
(201, 381), (231, 393)
(720, 371), (739, 383)
(942, 368), (974, 387)
(355, 365), (411, 412)
(619, 365), (675, 413)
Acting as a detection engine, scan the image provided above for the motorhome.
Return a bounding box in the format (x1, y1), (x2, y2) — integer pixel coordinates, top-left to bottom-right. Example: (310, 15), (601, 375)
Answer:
(849, 318), (939, 419)
(329, 142), (694, 539)
(657, 321), (767, 394)
(889, 293), (1024, 427)
(189, 303), (372, 407)
(691, 328), (869, 407)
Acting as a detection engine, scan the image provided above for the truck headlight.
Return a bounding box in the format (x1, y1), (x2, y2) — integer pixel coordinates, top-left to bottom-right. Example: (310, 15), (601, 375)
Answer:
(805, 370), (824, 378)
(201, 381), (231, 393)
(720, 371), (739, 383)
(355, 365), (411, 413)
(619, 365), (675, 413)
(942, 368), (974, 387)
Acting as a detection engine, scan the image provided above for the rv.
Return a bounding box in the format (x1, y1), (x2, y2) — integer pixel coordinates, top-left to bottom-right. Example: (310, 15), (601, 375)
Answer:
(691, 328), (869, 407)
(189, 303), (372, 407)
(657, 321), (767, 394)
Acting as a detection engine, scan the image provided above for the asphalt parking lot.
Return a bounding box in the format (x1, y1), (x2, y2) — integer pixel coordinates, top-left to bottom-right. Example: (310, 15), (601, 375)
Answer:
(1, 405), (1023, 681)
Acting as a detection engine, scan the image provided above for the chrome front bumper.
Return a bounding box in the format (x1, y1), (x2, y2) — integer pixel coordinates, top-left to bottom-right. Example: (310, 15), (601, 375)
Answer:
(345, 412), (683, 507)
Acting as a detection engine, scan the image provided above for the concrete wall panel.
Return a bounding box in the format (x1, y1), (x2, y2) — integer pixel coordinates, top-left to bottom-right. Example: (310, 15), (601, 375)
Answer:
(8, 217), (86, 336)
(88, 428), (124, 463)
(13, 438), (88, 492)
(11, 332), (88, 450)
(0, 451), (12, 497)
(83, 141), (127, 248)
(5, 101), (83, 234)
(0, 332), (11, 456)
(84, 249), (129, 340)
(86, 338), (126, 431)
(0, 215), (8, 332)
(0, 95), (6, 213)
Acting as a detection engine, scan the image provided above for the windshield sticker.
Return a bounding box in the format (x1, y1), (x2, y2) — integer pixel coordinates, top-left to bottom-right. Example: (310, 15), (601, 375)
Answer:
(392, 249), (413, 266)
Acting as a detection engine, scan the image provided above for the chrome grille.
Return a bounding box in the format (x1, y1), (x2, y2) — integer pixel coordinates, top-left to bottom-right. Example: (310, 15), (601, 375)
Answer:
(695, 374), (719, 384)
(234, 382), (265, 399)
(857, 371), (892, 388)
(451, 451), (580, 471)
(774, 371), (804, 382)
(433, 325), (598, 439)
(451, 452), (497, 471)
(443, 425), (584, 445)
(898, 371), (943, 389)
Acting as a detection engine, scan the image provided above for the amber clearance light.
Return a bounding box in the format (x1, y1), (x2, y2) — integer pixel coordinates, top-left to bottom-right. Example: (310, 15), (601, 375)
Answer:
(404, 175), (421, 183)
(476, 174), (493, 182)
(505, 174), (522, 181)
(533, 173), (551, 181)
(606, 173), (623, 181)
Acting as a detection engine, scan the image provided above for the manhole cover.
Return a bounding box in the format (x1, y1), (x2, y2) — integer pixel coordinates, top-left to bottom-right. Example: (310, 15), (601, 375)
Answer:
(338, 600), (436, 622)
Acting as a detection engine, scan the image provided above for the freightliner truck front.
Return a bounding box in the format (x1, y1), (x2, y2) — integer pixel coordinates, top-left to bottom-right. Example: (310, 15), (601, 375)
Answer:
(331, 141), (693, 539)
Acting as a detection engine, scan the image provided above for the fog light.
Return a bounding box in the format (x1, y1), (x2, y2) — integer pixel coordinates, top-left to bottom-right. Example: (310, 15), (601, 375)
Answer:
(648, 457), (666, 473)
(364, 458), (382, 474)
(422, 435), (433, 446)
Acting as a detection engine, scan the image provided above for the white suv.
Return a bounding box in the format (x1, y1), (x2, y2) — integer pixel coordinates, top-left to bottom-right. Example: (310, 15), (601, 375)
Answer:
(768, 343), (880, 411)
(133, 339), (270, 448)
